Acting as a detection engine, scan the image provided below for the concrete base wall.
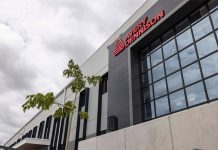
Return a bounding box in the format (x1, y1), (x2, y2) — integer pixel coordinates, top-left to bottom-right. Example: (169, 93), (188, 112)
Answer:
(78, 100), (218, 150)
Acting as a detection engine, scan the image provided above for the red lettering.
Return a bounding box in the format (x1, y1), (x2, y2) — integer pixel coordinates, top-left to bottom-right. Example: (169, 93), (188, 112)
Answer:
(138, 27), (145, 36)
(126, 30), (133, 40)
(133, 32), (139, 40)
(113, 10), (165, 57)
(150, 17), (157, 25)
(145, 22), (151, 30)
(155, 10), (165, 20)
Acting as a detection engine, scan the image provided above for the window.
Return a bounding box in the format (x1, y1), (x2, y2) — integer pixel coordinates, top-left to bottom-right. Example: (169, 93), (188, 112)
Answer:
(151, 48), (163, 66)
(32, 126), (38, 138)
(38, 121), (45, 139)
(141, 70), (152, 86)
(163, 39), (177, 59)
(175, 18), (189, 33)
(205, 75), (218, 100)
(182, 63), (202, 85)
(142, 86), (153, 102)
(165, 54), (180, 75)
(152, 63), (164, 81)
(196, 33), (218, 58)
(141, 55), (150, 72)
(179, 45), (197, 67)
(186, 82), (207, 106)
(150, 39), (161, 50)
(201, 52), (218, 77)
(44, 116), (52, 139)
(162, 29), (174, 43)
(144, 102), (155, 120)
(155, 96), (169, 117)
(170, 90), (187, 112)
(192, 16), (212, 40)
(176, 29), (193, 50)
(211, 9), (218, 29)
(102, 77), (108, 94)
(167, 71), (183, 92)
(154, 79), (167, 98)
(139, 4), (218, 122)
(190, 6), (208, 24)
(208, 0), (218, 10)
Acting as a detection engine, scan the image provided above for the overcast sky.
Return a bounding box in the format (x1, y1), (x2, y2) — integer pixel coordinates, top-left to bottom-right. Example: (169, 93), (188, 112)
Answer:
(0, 0), (146, 144)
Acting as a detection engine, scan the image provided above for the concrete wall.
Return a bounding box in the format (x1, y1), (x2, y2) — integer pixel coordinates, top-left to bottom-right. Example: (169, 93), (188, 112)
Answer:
(78, 100), (218, 150)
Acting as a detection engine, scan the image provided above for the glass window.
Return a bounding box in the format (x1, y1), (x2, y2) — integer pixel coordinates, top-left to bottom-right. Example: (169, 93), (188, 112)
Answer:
(162, 29), (174, 43)
(141, 70), (152, 86)
(150, 39), (161, 50)
(154, 79), (167, 98)
(196, 33), (218, 58)
(163, 39), (177, 59)
(200, 52), (218, 78)
(190, 6), (208, 24)
(141, 56), (150, 72)
(143, 85), (153, 102)
(144, 102), (155, 120)
(186, 82), (207, 106)
(165, 55), (180, 75)
(182, 63), (202, 85)
(152, 63), (164, 81)
(179, 45), (197, 67)
(155, 96), (170, 117)
(208, 0), (218, 10)
(167, 71), (183, 92)
(192, 17), (213, 40)
(205, 75), (218, 100)
(169, 90), (187, 112)
(175, 18), (189, 33)
(151, 48), (163, 66)
(141, 47), (150, 59)
(211, 9), (218, 29)
(177, 29), (193, 50)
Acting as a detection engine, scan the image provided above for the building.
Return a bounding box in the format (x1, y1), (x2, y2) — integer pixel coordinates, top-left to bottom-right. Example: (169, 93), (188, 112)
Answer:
(4, 0), (218, 149)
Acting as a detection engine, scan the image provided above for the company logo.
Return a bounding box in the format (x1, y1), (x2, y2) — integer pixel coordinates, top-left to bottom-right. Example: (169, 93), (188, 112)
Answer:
(113, 38), (125, 56)
(113, 10), (165, 57)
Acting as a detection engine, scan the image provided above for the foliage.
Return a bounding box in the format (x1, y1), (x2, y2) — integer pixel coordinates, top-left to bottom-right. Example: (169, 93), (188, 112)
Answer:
(22, 93), (54, 112)
(22, 59), (101, 120)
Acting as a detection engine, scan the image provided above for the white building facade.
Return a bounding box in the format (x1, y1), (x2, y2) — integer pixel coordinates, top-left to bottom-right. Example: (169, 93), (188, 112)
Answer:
(4, 0), (218, 149)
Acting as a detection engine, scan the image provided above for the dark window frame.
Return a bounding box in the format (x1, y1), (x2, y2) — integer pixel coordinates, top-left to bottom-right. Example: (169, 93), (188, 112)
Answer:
(139, 3), (218, 122)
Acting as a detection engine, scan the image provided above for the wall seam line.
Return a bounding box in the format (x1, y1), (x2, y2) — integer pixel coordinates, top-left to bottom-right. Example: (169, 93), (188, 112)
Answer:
(124, 129), (127, 150)
(168, 116), (175, 150)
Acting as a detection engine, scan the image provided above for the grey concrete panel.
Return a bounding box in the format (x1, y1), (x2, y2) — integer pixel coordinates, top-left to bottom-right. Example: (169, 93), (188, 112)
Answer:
(86, 119), (97, 137)
(88, 85), (99, 120)
(78, 137), (97, 150)
(96, 129), (125, 150)
(125, 116), (173, 150)
(100, 115), (107, 131)
(170, 101), (218, 150)
(101, 93), (108, 116)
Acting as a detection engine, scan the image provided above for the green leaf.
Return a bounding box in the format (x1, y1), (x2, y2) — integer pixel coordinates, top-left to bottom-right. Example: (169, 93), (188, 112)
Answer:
(22, 92), (55, 112)
(79, 111), (89, 120)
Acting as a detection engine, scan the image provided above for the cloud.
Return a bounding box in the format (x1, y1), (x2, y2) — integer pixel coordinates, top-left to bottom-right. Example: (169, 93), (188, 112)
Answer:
(0, 0), (146, 145)
(0, 24), (36, 92)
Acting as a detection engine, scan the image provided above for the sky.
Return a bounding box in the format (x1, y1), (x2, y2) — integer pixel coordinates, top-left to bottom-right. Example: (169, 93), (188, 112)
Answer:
(0, 0), (146, 144)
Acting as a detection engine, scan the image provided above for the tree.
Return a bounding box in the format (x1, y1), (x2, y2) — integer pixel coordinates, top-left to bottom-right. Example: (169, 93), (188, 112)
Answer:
(22, 59), (101, 150)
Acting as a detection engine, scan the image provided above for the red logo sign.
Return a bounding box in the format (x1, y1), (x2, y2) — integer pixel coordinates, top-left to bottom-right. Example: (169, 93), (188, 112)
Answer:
(113, 10), (165, 57)
(113, 38), (125, 56)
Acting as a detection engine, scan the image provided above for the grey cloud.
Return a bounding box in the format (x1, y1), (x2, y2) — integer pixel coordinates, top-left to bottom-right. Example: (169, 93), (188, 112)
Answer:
(0, 24), (37, 93)
(0, 0), (146, 144)
(43, 36), (94, 64)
